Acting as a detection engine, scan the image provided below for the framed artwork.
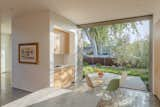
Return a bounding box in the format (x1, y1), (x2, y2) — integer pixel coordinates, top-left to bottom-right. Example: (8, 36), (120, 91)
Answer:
(18, 43), (39, 64)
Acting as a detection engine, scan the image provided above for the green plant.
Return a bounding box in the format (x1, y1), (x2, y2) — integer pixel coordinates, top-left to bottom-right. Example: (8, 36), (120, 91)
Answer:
(140, 74), (149, 81)
(96, 63), (102, 67)
(83, 61), (89, 66)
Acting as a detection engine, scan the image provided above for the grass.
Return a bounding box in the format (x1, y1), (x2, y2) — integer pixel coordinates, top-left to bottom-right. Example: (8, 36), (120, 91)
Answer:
(83, 65), (149, 87)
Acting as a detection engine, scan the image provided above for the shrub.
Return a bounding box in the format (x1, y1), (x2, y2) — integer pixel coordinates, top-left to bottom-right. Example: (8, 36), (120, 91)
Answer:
(126, 64), (132, 68)
(140, 74), (149, 81)
(83, 61), (89, 66)
(96, 63), (102, 67)
(83, 66), (95, 76)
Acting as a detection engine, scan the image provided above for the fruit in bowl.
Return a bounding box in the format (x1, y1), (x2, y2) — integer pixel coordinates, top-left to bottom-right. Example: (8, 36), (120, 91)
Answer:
(98, 72), (104, 78)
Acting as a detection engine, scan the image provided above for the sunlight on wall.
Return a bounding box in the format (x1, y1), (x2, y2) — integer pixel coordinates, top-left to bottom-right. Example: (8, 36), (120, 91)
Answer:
(1, 17), (12, 73)
(49, 32), (54, 87)
(69, 29), (79, 82)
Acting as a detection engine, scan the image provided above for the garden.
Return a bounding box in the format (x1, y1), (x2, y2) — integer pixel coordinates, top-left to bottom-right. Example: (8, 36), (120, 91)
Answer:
(82, 20), (150, 88)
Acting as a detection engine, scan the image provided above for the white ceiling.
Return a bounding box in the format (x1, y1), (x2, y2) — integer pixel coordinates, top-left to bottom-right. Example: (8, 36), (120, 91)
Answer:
(0, 0), (155, 24)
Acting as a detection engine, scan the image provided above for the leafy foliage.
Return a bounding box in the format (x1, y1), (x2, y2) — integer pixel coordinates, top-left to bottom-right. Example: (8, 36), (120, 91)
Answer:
(83, 21), (149, 68)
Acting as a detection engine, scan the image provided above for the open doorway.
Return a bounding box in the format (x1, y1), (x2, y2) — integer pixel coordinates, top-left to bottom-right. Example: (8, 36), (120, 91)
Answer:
(81, 16), (152, 91)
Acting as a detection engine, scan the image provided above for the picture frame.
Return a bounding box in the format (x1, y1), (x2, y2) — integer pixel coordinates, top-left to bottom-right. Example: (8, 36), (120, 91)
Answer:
(18, 43), (39, 64)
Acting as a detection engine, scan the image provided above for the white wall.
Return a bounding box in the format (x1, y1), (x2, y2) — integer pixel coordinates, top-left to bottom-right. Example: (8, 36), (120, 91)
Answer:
(50, 12), (77, 31)
(54, 54), (64, 65)
(12, 11), (50, 92)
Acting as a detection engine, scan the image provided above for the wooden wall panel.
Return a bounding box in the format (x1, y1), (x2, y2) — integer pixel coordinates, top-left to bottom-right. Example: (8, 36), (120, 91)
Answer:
(153, 20), (160, 99)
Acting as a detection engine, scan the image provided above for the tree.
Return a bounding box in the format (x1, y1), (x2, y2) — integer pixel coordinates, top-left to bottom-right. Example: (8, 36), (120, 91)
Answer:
(108, 23), (139, 66)
(108, 22), (149, 68)
(83, 22), (139, 56)
(83, 30), (98, 55)
(83, 21), (149, 68)
(84, 26), (108, 55)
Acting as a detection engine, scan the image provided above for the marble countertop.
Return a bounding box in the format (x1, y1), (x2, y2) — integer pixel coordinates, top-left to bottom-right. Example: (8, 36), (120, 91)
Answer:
(54, 64), (74, 70)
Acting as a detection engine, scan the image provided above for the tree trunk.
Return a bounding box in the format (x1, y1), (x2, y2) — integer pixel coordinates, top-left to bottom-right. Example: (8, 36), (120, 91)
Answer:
(85, 30), (98, 55)
(92, 39), (98, 55)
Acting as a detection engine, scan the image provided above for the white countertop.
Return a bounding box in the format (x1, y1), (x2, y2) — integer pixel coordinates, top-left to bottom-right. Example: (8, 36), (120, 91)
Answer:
(54, 64), (74, 70)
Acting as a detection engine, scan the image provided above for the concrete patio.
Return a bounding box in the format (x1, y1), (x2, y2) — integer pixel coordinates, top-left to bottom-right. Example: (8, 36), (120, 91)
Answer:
(88, 73), (147, 91)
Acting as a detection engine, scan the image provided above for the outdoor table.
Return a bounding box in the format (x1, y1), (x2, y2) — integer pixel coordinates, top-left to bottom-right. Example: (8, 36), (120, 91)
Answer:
(88, 73), (120, 86)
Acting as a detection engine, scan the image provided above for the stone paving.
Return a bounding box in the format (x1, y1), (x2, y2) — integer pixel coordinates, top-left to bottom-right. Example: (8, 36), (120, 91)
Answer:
(88, 73), (147, 91)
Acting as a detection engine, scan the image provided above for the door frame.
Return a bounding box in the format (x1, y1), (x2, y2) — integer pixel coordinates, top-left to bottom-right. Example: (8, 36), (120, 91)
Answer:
(78, 15), (153, 91)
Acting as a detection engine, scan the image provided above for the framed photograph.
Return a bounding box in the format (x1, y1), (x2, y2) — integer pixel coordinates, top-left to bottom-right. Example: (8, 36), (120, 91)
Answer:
(18, 43), (39, 64)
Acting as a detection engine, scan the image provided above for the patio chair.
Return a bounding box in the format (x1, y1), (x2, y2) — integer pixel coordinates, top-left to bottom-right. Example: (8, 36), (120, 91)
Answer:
(119, 72), (128, 97)
(104, 78), (120, 100)
(86, 74), (95, 88)
(86, 74), (103, 88)
(106, 79), (120, 92)
(96, 79), (120, 105)
(120, 72), (128, 87)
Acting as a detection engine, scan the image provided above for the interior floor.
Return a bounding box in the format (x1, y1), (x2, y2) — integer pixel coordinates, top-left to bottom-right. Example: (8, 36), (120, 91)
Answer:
(1, 73), (160, 107)
(29, 89), (160, 107)
(1, 72), (31, 106)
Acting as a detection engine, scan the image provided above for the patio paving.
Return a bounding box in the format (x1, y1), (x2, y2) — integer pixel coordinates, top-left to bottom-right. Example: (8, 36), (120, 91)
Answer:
(88, 73), (147, 91)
